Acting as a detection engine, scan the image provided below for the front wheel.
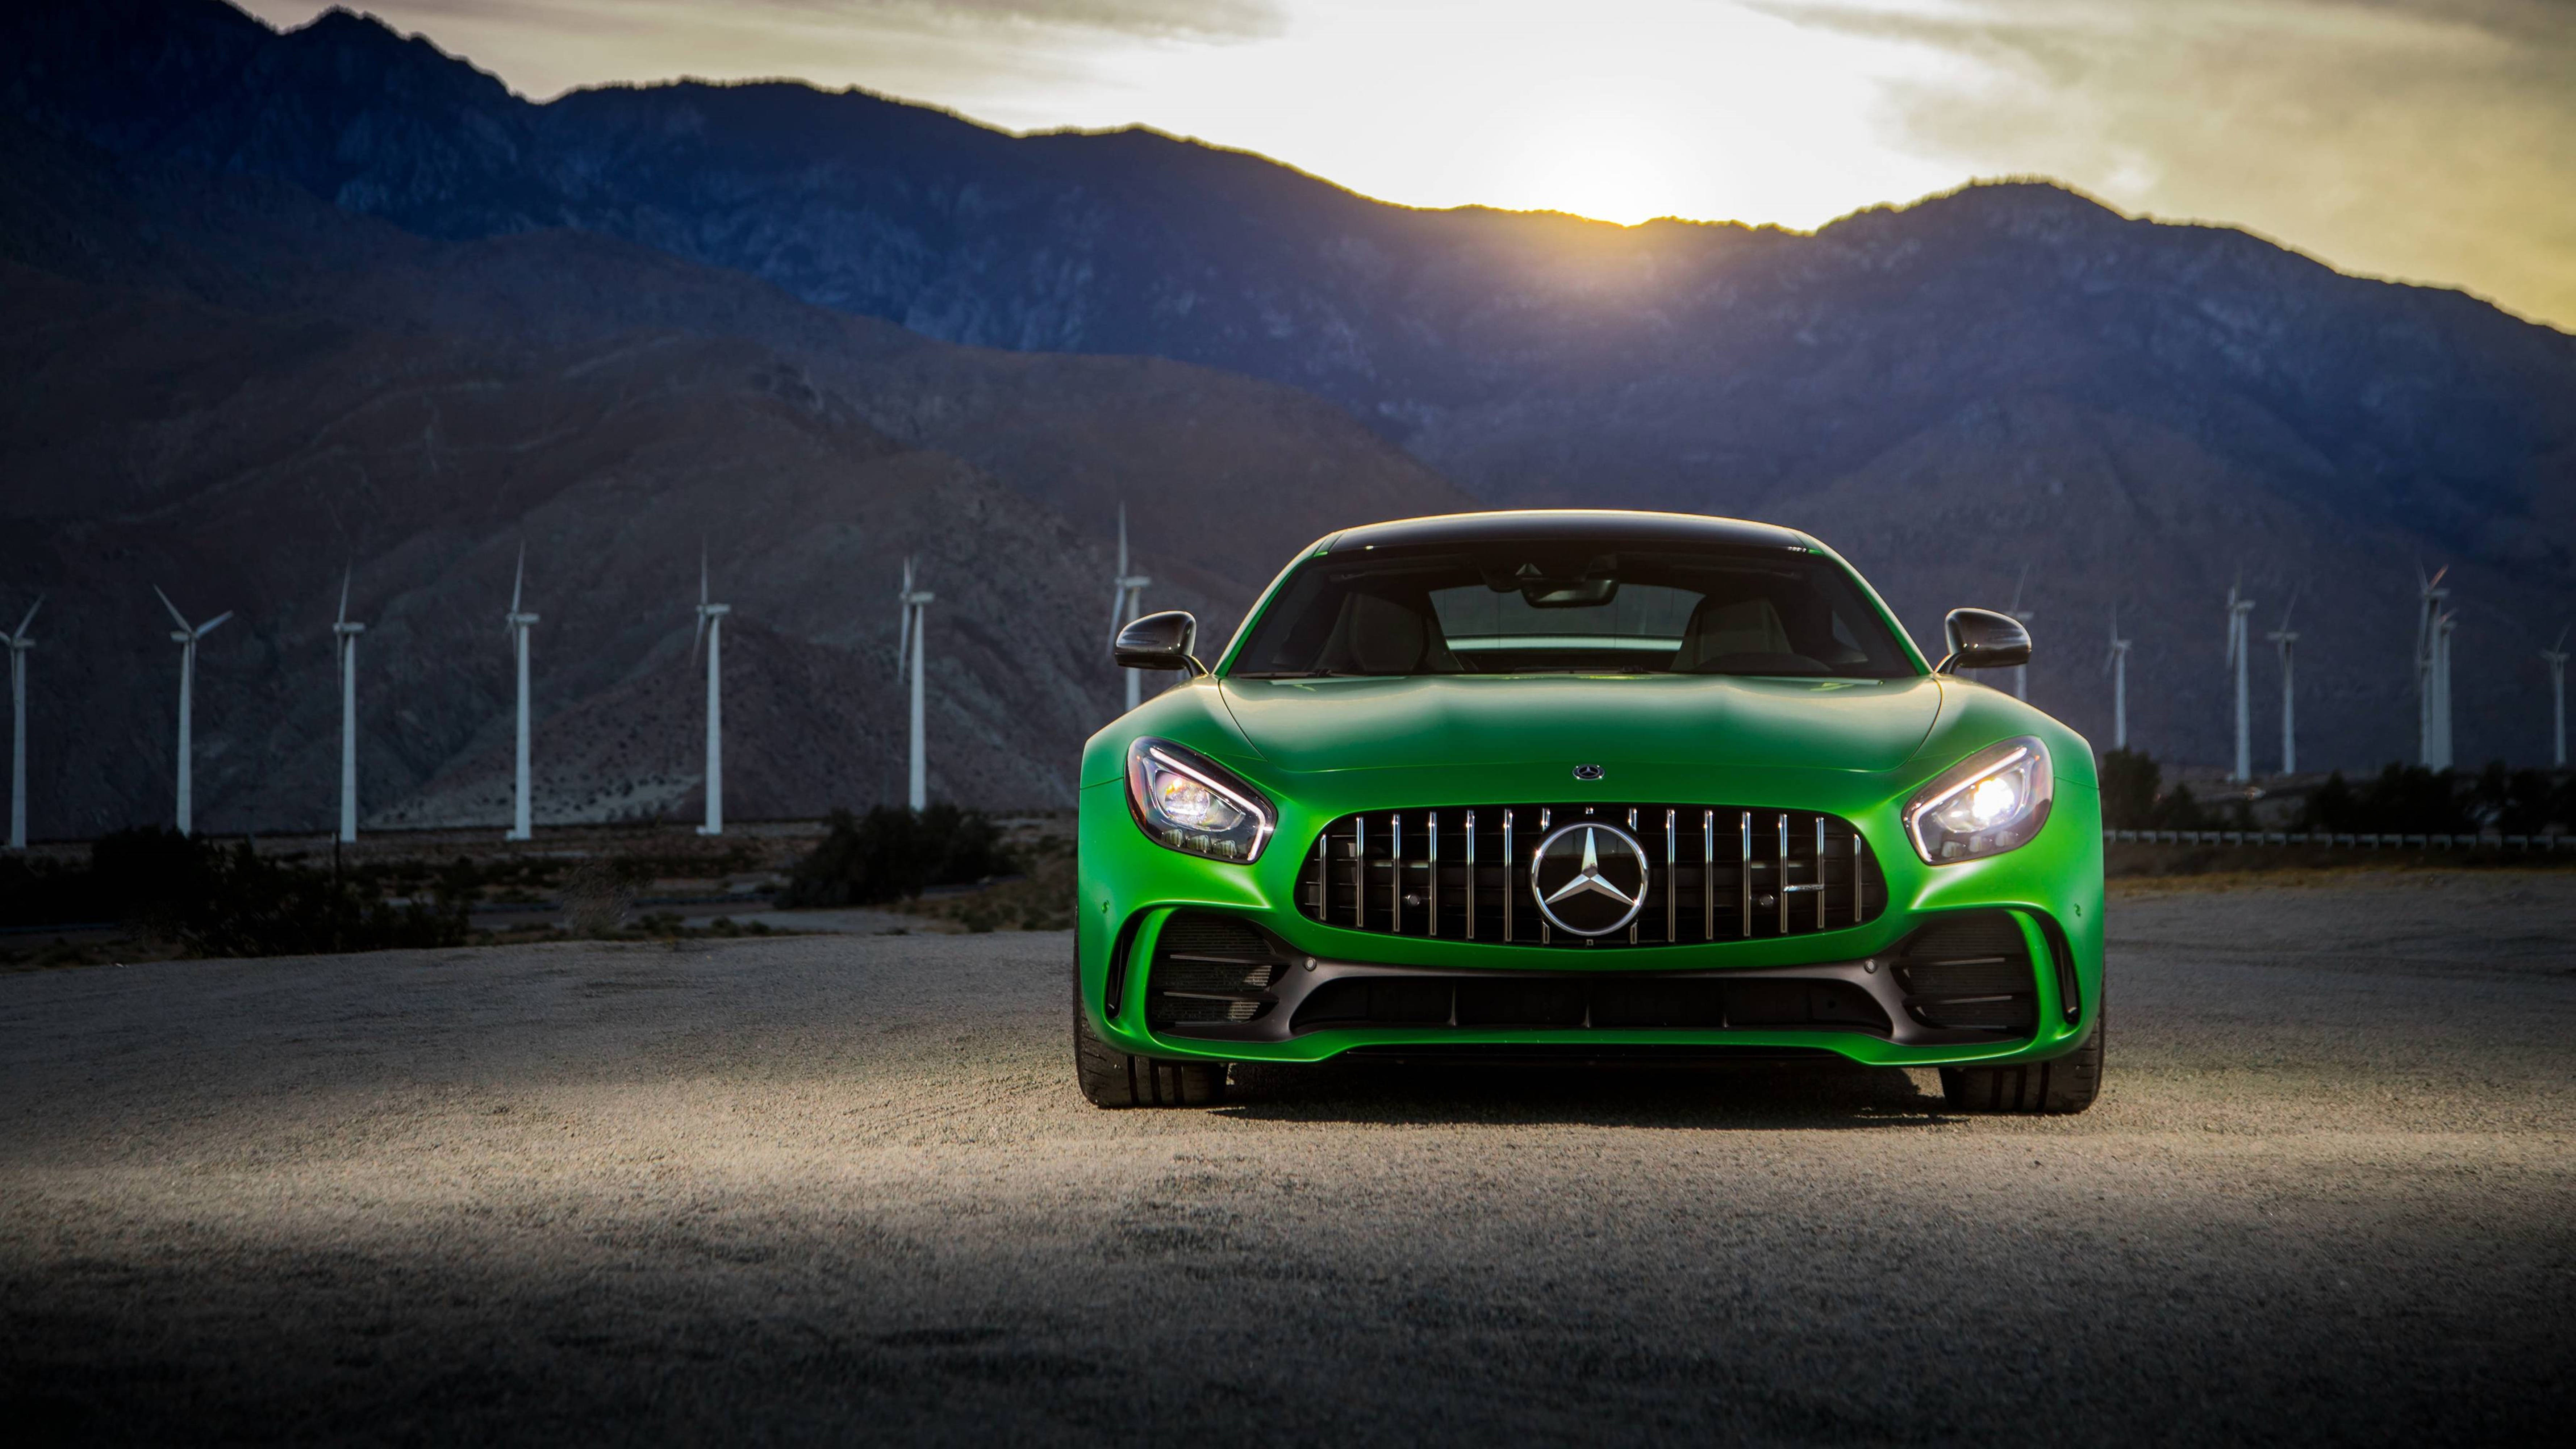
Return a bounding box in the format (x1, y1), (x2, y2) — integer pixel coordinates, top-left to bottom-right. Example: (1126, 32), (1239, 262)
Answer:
(1072, 954), (1227, 1108)
(1939, 1017), (2103, 1114)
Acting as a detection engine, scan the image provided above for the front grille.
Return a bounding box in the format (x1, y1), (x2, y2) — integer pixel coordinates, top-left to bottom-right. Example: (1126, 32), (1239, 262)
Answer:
(1891, 913), (2037, 1033)
(1291, 972), (1894, 1036)
(1294, 804), (1886, 947)
(1144, 913), (1293, 1027)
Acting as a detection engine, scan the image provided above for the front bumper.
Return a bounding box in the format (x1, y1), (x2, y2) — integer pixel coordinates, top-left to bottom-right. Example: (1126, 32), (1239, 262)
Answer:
(1076, 766), (2104, 1070)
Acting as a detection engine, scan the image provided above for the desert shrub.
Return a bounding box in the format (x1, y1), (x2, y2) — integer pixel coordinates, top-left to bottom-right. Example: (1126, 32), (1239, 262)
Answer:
(2098, 750), (2206, 830)
(0, 827), (466, 955)
(560, 858), (644, 936)
(780, 805), (1010, 907)
(2301, 764), (2477, 835)
(2299, 772), (2360, 833)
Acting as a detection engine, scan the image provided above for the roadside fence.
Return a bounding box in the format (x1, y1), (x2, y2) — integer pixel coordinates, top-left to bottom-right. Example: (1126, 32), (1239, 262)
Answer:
(2105, 830), (2573, 851)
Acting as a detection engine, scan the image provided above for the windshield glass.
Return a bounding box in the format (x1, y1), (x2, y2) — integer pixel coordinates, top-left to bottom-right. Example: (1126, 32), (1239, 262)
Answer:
(1229, 543), (1917, 679)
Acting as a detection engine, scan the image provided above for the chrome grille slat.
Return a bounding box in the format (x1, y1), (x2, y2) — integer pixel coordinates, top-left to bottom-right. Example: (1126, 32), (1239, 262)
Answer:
(1297, 802), (1887, 948)
(1738, 811), (1752, 939)
(1464, 809), (1477, 940)
(1390, 813), (1403, 934)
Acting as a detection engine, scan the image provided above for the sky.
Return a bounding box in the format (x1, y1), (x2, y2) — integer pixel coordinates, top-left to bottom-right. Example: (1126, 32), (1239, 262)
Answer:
(244, 0), (2576, 330)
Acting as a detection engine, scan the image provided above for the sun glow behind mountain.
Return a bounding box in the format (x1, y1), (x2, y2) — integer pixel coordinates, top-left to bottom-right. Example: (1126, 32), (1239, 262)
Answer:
(242, 0), (2576, 327)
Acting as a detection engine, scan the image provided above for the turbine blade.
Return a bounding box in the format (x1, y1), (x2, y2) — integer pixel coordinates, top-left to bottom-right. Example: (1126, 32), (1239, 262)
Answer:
(1117, 503), (1129, 576)
(13, 596), (40, 638)
(197, 611), (233, 638)
(337, 566), (351, 627)
(153, 585), (190, 631)
(511, 544), (525, 615)
(691, 610), (706, 667)
(699, 543), (709, 607)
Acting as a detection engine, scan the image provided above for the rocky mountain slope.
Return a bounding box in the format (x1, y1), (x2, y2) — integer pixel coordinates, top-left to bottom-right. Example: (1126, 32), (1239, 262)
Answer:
(5, 0), (2573, 802)
(0, 120), (1467, 836)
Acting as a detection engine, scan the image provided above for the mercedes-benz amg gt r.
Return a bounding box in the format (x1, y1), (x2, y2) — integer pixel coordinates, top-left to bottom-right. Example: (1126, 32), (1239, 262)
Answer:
(1074, 510), (2103, 1113)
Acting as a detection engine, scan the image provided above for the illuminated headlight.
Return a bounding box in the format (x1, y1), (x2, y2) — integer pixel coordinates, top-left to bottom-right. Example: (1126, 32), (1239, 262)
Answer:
(1125, 738), (1275, 863)
(1903, 737), (2054, 864)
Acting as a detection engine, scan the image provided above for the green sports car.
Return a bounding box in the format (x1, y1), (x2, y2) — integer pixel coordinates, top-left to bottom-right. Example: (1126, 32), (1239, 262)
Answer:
(1074, 510), (2103, 1113)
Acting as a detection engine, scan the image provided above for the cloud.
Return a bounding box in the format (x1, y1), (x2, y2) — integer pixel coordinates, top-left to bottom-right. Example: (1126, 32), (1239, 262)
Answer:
(1752, 0), (2576, 326)
(331, 0), (1288, 44)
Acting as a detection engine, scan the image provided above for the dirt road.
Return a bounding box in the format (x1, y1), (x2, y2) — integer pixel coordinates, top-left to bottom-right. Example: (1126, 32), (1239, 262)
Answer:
(3, 872), (2571, 1444)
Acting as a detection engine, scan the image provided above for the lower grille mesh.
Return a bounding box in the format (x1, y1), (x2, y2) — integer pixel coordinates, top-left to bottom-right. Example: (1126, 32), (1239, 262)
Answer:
(1291, 973), (1893, 1036)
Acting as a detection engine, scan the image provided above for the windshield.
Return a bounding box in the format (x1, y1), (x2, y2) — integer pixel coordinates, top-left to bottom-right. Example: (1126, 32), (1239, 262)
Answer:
(1229, 542), (1918, 679)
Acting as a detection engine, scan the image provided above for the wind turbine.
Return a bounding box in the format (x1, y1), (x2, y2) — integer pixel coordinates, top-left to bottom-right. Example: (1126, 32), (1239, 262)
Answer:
(2102, 605), (2132, 751)
(2005, 567), (2036, 701)
(692, 548), (730, 836)
(154, 586), (232, 837)
(1110, 504), (1151, 713)
(2544, 626), (2569, 771)
(2224, 579), (2256, 783)
(4, 597), (38, 851)
(2416, 566), (2452, 770)
(2266, 590), (2300, 776)
(504, 547), (537, 840)
(332, 569), (365, 843)
(895, 557), (934, 811)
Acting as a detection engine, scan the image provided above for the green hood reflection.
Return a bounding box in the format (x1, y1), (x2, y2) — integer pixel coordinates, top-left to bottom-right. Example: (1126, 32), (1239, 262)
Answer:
(1218, 673), (1944, 777)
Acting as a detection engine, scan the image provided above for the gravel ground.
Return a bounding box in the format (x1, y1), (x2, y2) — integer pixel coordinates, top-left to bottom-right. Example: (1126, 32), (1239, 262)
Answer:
(3, 871), (2571, 1444)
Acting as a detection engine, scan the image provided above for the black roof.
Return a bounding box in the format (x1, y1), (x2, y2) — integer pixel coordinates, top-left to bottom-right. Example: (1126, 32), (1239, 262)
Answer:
(1323, 510), (1810, 554)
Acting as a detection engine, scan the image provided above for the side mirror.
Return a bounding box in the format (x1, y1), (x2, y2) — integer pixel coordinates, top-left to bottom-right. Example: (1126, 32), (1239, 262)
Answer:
(1114, 610), (1208, 676)
(1938, 607), (2032, 674)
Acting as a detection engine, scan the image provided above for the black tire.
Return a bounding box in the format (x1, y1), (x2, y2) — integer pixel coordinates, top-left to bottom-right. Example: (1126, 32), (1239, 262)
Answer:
(1940, 1016), (2104, 1114)
(1071, 952), (1227, 1108)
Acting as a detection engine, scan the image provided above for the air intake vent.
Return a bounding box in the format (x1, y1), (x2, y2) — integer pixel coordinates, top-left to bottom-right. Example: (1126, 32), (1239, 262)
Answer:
(1145, 913), (1292, 1027)
(1892, 913), (2038, 1034)
(1293, 804), (1887, 947)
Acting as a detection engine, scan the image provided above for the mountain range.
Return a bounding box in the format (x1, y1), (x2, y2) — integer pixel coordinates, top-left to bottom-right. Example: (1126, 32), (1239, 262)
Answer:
(2, 0), (2571, 836)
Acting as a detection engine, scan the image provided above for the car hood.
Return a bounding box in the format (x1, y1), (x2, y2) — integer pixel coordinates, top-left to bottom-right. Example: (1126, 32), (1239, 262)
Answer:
(1218, 674), (1945, 777)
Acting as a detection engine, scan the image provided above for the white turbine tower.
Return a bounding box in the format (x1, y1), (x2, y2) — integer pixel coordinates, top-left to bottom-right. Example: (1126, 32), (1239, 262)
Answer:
(2224, 579), (2256, 784)
(693, 549), (730, 837)
(2432, 608), (2458, 771)
(2266, 591), (2300, 777)
(504, 547), (538, 840)
(2416, 566), (2453, 770)
(2103, 605), (2132, 752)
(895, 557), (934, 812)
(2545, 626), (2570, 771)
(2005, 566), (2036, 701)
(4, 597), (39, 851)
(332, 569), (365, 844)
(154, 586), (232, 837)
(1110, 504), (1151, 713)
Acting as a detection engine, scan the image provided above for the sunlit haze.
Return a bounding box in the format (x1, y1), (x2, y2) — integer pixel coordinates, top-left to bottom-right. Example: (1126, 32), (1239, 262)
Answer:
(247, 1), (2576, 329)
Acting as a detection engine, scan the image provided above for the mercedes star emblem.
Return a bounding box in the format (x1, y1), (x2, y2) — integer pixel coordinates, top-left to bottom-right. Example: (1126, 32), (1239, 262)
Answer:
(1529, 822), (1650, 937)
(1571, 763), (1605, 781)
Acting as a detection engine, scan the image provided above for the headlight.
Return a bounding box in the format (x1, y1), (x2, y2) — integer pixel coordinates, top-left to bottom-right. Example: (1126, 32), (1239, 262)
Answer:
(1903, 736), (2054, 864)
(1125, 738), (1276, 863)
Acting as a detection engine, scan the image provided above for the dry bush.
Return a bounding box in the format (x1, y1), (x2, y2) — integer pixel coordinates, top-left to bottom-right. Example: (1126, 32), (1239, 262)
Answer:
(560, 859), (637, 937)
